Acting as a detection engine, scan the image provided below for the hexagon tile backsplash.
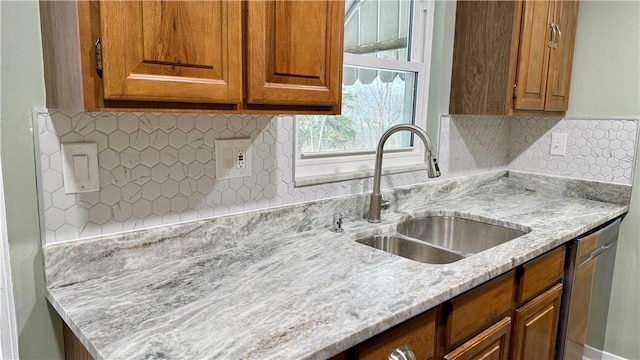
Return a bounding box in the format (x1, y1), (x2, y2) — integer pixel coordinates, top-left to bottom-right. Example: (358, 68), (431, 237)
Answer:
(509, 116), (638, 182)
(439, 115), (638, 183)
(35, 110), (439, 244)
(34, 110), (638, 244)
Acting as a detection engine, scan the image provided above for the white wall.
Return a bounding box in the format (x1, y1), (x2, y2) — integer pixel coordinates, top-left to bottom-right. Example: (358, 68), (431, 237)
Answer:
(0, 1), (64, 359)
(567, 2), (640, 359)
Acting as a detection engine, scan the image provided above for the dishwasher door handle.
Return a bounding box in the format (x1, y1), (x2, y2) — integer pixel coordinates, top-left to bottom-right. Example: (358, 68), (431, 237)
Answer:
(583, 242), (615, 264)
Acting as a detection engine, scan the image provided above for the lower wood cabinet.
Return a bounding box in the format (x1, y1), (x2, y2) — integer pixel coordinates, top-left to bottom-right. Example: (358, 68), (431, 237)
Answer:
(511, 284), (563, 360)
(444, 273), (514, 349)
(444, 317), (512, 360)
(517, 246), (565, 304)
(63, 324), (93, 360)
(333, 246), (566, 360)
(353, 310), (436, 360)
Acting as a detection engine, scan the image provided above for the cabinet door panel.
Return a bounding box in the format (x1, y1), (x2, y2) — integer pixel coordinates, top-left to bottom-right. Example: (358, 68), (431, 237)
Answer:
(99, 0), (242, 104)
(273, 2), (324, 79)
(512, 283), (563, 360)
(545, 0), (579, 111)
(444, 317), (512, 360)
(141, 2), (215, 67)
(514, 0), (553, 111)
(246, 0), (343, 108)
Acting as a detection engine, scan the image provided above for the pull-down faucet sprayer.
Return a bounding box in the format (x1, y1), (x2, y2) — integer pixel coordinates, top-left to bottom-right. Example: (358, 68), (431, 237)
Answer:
(368, 124), (440, 223)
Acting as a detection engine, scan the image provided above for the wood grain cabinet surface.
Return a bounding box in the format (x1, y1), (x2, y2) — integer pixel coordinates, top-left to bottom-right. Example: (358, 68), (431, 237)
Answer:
(444, 273), (515, 350)
(511, 284), (563, 360)
(352, 310), (437, 360)
(449, 0), (579, 116)
(39, 0), (344, 114)
(444, 317), (512, 360)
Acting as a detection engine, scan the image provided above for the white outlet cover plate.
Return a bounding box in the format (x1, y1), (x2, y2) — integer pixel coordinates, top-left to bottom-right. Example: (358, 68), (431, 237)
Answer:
(215, 138), (251, 179)
(61, 142), (100, 193)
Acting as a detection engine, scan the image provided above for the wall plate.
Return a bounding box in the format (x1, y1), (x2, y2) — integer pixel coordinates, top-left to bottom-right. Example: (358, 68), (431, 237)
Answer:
(61, 143), (100, 193)
(215, 138), (251, 179)
(550, 133), (568, 156)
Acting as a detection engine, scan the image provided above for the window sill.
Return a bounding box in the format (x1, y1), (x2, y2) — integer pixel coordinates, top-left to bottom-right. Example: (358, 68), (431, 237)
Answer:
(294, 163), (430, 187)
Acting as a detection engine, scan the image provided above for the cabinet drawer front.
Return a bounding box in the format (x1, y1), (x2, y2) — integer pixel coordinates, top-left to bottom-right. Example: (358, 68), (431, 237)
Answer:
(517, 246), (565, 304)
(444, 317), (512, 360)
(446, 272), (515, 349)
(354, 310), (436, 360)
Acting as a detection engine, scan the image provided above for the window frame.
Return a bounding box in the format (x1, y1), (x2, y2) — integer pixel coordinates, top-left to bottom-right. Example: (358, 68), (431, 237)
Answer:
(294, 0), (435, 181)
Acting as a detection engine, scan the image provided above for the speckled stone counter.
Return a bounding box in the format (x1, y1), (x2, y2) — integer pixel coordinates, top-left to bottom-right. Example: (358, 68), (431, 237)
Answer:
(43, 171), (631, 360)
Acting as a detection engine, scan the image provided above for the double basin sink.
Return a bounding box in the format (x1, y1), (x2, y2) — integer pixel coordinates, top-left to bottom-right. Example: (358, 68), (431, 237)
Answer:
(356, 216), (530, 264)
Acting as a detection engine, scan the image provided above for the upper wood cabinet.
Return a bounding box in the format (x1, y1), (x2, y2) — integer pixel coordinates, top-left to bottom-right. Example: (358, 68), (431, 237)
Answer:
(99, 1), (242, 104)
(449, 0), (579, 116)
(245, 1), (343, 109)
(39, 0), (344, 114)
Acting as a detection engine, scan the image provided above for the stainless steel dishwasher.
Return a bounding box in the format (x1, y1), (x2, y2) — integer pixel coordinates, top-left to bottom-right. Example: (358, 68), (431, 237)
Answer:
(557, 218), (621, 360)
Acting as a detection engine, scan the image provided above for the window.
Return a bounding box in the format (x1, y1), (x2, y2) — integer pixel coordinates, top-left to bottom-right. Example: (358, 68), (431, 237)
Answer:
(295, 0), (435, 180)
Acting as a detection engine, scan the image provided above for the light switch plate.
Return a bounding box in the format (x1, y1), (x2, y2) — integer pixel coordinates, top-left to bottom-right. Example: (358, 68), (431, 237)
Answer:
(61, 143), (100, 193)
(550, 133), (568, 156)
(215, 138), (251, 179)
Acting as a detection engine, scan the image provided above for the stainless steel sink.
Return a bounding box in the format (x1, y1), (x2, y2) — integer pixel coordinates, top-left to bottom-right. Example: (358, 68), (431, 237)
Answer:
(396, 216), (529, 255)
(356, 235), (464, 264)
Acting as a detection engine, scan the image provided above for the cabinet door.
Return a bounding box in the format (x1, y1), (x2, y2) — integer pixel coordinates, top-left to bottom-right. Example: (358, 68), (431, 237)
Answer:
(544, 0), (579, 111)
(512, 283), (563, 360)
(245, 0), (344, 109)
(99, 1), (242, 104)
(514, 0), (553, 111)
(449, 0), (521, 115)
(444, 317), (512, 360)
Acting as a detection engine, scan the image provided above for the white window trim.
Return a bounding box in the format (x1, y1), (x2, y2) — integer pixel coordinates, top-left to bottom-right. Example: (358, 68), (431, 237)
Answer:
(294, 0), (435, 183)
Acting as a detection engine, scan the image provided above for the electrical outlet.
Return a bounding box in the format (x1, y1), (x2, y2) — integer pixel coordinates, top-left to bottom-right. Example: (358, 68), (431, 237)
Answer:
(236, 147), (246, 169)
(550, 133), (568, 156)
(215, 139), (251, 179)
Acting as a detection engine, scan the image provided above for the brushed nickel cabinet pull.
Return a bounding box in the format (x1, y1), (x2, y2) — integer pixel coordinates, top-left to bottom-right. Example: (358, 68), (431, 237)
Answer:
(389, 345), (416, 360)
(95, 37), (103, 79)
(554, 23), (562, 48)
(548, 23), (557, 48)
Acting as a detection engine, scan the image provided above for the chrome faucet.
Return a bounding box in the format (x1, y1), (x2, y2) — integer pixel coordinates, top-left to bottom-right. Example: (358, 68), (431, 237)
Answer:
(368, 124), (441, 223)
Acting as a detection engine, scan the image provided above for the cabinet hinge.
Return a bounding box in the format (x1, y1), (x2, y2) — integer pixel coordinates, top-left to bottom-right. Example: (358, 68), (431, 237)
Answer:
(513, 84), (518, 98)
(95, 37), (103, 79)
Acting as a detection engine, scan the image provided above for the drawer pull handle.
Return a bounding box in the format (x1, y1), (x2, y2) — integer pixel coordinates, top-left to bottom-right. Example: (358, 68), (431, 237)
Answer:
(389, 345), (416, 360)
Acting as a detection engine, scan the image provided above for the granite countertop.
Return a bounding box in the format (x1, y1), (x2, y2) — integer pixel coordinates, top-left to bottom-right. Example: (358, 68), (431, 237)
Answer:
(43, 171), (631, 360)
